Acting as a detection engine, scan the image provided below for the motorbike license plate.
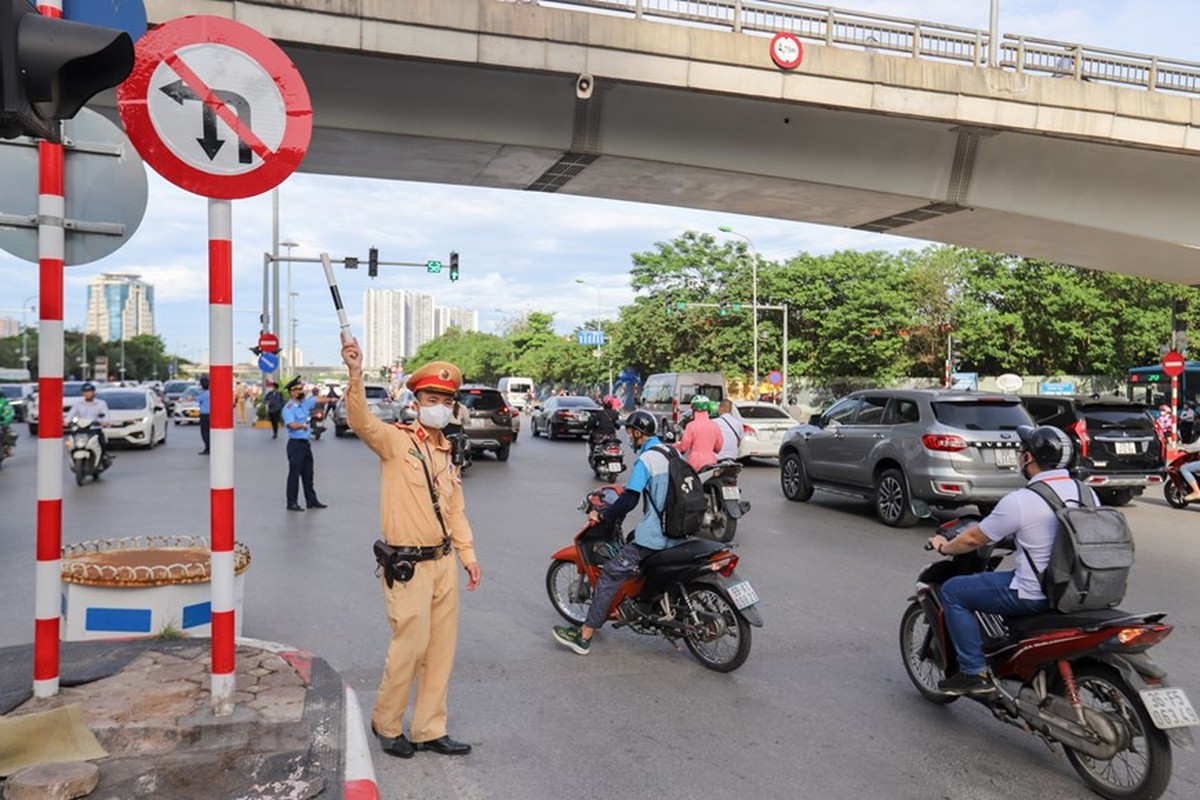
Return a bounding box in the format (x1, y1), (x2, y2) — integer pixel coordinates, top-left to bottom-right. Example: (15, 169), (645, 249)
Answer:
(1139, 687), (1200, 729)
(607, 462), (622, 472)
(727, 580), (759, 610)
(185, 410), (198, 417)
(995, 448), (1017, 468)
(1115, 441), (1137, 455)
(721, 485), (740, 500)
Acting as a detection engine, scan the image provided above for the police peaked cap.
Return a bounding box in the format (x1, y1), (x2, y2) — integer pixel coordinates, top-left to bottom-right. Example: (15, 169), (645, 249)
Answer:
(285, 376), (303, 391)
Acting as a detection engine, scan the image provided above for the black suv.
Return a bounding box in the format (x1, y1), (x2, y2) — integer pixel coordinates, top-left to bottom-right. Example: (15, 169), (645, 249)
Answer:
(1019, 395), (1165, 506)
(458, 385), (514, 461)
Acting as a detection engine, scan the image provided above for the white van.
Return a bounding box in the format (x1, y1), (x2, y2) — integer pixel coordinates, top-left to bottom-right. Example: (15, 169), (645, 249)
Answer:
(640, 372), (727, 431)
(497, 377), (535, 410)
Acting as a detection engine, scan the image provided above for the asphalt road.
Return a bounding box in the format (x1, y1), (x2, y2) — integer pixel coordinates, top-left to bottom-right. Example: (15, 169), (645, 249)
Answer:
(1, 416), (1198, 799)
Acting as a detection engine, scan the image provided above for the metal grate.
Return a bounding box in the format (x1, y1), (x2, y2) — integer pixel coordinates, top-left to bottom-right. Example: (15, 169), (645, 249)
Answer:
(527, 152), (600, 192)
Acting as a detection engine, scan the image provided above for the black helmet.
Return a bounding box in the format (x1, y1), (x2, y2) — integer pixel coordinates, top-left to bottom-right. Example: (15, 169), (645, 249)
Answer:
(1016, 425), (1072, 470)
(624, 410), (656, 438)
(81, 382), (95, 392)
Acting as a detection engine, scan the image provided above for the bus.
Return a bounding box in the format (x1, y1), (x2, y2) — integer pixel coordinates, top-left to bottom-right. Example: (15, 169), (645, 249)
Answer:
(1127, 362), (1200, 407)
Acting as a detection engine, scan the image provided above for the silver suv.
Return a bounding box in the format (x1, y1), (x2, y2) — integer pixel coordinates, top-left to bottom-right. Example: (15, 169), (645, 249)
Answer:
(333, 384), (396, 436)
(778, 390), (1033, 527)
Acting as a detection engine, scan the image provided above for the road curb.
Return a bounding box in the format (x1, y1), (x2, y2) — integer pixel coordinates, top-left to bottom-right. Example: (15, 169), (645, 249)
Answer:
(343, 684), (380, 800)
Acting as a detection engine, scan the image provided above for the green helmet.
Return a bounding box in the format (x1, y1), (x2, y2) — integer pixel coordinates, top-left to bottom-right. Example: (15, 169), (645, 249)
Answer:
(689, 394), (709, 410)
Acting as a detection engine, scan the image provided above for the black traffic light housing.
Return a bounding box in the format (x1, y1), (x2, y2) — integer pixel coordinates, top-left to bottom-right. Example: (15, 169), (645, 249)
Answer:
(368, 247), (378, 278)
(0, 0), (134, 141)
(449, 251), (459, 282)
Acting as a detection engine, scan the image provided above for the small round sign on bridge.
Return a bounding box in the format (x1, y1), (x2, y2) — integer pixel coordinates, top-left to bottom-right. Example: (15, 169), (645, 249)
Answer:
(769, 32), (804, 70)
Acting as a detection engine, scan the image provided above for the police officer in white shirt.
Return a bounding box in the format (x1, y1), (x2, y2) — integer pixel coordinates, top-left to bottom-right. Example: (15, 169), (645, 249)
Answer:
(714, 399), (742, 461)
(67, 383), (112, 464)
(925, 425), (1093, 697)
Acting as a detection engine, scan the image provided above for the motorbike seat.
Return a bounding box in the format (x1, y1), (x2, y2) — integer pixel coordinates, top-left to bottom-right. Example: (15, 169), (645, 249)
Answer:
(1004, 607), (1153, 636)
(640, 538), (726, 569)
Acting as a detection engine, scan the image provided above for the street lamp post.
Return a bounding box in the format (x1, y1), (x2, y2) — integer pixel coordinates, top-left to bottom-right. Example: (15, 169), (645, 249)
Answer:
(718, 225), (760, 391)
(575, 278), (612, 396)
(20, 295), (35, 375)
(281, 240), (298, 373)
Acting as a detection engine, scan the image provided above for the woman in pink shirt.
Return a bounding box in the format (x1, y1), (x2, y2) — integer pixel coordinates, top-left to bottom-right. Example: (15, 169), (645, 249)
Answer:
(676, 395), (722, 471)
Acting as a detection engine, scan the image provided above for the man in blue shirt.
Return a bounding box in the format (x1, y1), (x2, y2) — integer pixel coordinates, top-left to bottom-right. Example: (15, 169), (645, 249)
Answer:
(553, 410), (679, 655)
(282, 376), (334, 511)
(196, 376), (211, 455)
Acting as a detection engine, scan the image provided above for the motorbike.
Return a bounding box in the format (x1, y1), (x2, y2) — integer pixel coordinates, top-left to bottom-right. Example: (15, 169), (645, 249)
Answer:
(0, 423), (15, 468)
(1163, 449), (1200, 508)
(587, 434), (626, 480)
(697, 460), (750, 543)
(901, 517), (1196, 800)
(546, 485), (763, 672)
(309, 407), (327, 440)
(65, 419), (111, 486)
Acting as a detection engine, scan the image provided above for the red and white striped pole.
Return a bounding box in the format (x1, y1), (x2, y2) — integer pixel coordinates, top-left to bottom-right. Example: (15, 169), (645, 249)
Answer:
(33, 0), (65, 701)
(208, 198), (237, 715)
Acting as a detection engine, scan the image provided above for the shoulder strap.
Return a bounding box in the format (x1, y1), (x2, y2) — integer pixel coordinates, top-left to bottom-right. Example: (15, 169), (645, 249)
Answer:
(415, 440), (451, 544)
(645, 446), (672, 519)
(720, 416), (740, 439)
(1026, 480), (1066, 509)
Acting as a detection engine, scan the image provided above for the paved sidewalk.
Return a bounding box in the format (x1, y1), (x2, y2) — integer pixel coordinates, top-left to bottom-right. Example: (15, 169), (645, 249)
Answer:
(0, 638), (369, 798)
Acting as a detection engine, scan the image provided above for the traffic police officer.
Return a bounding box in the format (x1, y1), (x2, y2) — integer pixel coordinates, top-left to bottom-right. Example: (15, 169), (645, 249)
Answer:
(281, 376), (331, 511)
(340, 338), (482, 759)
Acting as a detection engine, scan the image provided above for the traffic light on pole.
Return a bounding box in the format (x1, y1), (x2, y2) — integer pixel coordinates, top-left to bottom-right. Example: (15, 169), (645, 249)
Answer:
(368, 247), (378, 278)
(1, 0), (134, 141)
(719, 301), (729, 316)
(449, 251), (459, 282)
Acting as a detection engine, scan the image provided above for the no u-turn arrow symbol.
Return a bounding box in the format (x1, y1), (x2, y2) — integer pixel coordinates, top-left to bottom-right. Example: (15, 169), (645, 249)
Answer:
(118, 16), (312, 199)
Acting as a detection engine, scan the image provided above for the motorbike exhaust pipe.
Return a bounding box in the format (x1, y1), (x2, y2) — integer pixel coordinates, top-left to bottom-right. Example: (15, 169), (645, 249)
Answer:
(1013, 688), (1126, 760)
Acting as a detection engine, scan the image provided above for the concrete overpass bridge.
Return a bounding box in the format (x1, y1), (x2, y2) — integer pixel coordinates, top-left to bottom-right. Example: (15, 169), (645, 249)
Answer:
(143, 0), (1200, 283)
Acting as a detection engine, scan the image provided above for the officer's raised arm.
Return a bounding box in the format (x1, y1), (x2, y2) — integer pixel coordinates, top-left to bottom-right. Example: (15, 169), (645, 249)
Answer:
(341, 337), (399, 459)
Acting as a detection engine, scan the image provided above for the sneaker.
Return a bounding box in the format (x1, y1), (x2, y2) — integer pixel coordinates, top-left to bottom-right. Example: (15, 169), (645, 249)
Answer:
(552, 625), (591, 655)
(937, 672), (997, 696)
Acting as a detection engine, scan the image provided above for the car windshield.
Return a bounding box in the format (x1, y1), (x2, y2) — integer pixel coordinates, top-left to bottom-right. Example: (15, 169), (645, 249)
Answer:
(931, 400), (1030, 431)
(507, 381), (532, 394)
(164, 381), (191, 393)
(1083, 407), (1154, 431)
(364, 386), (390, 399)
(63, 383), (87, 397)
(557, 397), (598, 408)
(180, 388), (201, 400)
(460, 391), (504, 410)
(737, 404), (791, 420)
(0, 385), (23, 399)
(681, 383), (723, 402)
(98, 391), (148, 410)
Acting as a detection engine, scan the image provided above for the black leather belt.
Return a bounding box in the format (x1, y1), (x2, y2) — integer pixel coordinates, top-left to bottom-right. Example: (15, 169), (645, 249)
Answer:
(392, 540), (452, 562)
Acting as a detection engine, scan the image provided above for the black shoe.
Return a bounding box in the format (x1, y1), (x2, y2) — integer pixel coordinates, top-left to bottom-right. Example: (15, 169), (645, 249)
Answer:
(937, 672), (997, 697)
(308, 502), (328, 509)
(413, 735), (471, 756)
(371, 725), (414, 759)
(287, 504), (305, 512)
(199, 450), (209, 455)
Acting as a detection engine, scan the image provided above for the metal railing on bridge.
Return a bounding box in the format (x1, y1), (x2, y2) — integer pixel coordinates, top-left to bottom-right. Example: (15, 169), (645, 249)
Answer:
(544, 0), (1200, 96)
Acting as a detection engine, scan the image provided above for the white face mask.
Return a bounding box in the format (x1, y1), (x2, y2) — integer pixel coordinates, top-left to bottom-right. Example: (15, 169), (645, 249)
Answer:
(418, 403), (453, 430)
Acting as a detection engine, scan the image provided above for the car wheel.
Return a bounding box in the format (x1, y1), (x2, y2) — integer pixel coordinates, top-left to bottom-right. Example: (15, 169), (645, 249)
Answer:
(335, 425), (347, 438)
(496, 443), (510, 462)
(548, 424), (559, 441)
(174, 420), (181, 426)
(531, 419), (540, 437)
(876, 468), (919, 528)
(28, 423), (37, 436)
(780, 451), (813, 501)
(1098, 488), (1135, 507)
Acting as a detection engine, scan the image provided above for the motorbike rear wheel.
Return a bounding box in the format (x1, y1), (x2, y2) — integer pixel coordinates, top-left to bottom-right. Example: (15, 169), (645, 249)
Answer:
(74, 458), (87, 487)
(1063, 665), (1171, 800)
(1163, 479), (1189, 509)
(681, 583), (751, 673)
(546, 559), (590, 625)
(699, 488), (736, 543)
(898, 602), (957, 705)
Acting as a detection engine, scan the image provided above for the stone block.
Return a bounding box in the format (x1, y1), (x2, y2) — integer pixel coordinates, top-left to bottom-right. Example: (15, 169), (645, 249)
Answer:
(5, 761), (99, 800)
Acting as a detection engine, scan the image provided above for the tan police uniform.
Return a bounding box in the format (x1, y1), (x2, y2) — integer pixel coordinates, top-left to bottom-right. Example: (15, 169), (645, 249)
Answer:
(346, 361), (477, 743)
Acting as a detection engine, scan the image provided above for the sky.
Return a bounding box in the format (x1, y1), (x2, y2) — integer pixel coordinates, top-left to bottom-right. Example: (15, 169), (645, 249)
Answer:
(1, 0), (1196, 368)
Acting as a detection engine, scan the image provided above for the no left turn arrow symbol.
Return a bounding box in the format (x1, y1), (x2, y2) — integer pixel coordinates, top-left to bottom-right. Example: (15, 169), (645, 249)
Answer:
(159, 79), (254, 163)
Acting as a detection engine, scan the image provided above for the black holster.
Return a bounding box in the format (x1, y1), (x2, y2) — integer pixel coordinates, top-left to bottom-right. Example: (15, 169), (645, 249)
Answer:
(373, 538), (451, 588)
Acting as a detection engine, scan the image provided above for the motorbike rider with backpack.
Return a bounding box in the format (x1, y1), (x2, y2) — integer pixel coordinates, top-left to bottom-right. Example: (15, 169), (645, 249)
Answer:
(552, 410), (682, 656)
(925, 425), (1093, 697)
(586, 395), (621, 450)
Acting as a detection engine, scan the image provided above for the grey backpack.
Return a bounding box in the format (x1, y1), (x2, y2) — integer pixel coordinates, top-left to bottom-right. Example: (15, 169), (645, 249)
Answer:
(1025, 481), (1135, 613)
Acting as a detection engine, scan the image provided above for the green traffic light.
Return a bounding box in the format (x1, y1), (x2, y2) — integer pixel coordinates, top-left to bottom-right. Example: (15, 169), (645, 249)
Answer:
(732, 303), (742, 312)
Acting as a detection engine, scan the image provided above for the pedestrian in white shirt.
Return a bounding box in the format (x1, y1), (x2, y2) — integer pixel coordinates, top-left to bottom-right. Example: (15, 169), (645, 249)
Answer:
(715, 399), (742, 461)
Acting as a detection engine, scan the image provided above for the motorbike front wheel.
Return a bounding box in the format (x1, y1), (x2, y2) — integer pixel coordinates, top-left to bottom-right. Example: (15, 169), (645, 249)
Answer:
(74, 457), (87, 487)
(898, 602), (957, 705)
(546, 559), (590, 625)
(681, 584), (751, 673)
(1063, 665), (1172, 800)
(1163, 478), (1189, 509)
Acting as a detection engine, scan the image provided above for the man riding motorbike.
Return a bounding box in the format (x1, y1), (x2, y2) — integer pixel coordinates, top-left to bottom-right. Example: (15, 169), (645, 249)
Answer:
(586, 395), (621, 450)
(552, 410), (680, 655)
(675, 394), (721, 472)
(66, 382), (112, 466)
(925, 425), (1091, 696)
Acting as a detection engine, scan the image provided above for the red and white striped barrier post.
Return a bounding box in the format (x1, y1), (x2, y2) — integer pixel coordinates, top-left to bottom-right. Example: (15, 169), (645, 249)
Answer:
(208, 198), (236, 715)
(33, 0), (65, 701)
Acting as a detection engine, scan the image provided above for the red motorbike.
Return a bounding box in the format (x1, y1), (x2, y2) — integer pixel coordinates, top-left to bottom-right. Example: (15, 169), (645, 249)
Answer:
(1163, 450), (1200, 508)
(546, 486), (762, 672)
(901, 518), (1196, 800)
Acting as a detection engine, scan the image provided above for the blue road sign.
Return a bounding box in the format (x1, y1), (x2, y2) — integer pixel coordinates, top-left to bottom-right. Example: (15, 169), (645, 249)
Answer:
(1040, 381), (1075, 395)
(578, 330), (605, 346)
(63, 0), (147, 42)
(258, 352), (279, 373)
(618, 368), (639, 384)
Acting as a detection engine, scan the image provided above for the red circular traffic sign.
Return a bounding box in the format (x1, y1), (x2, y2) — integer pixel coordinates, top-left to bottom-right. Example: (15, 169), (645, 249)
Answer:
(257, 332), (280, 354)
(117, 15), (312, 199)
(767, 369), (783, 386)
(1162, 351), (1186, 377)
(769, 32), (804, 70)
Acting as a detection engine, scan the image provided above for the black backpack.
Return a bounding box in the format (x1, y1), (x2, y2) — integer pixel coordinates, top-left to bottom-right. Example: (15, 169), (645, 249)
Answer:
(647, 446), (706, 540)
(1024, 480), (1135, 613)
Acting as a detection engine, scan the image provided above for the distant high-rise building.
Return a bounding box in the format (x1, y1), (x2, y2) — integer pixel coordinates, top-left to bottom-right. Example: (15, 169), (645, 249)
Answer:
(363, 290), (477, 369)
(86, 273), (155, 342)
(0, 317), (18, 338)
(434, 306), (479, 337)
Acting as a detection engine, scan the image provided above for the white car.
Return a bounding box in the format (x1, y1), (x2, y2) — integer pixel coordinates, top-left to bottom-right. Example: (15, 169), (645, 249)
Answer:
(734, 401), (797, 459)
(27, 380), (95, 435)
(172, 387), (202, 425)
(92, 387), (168, 448)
